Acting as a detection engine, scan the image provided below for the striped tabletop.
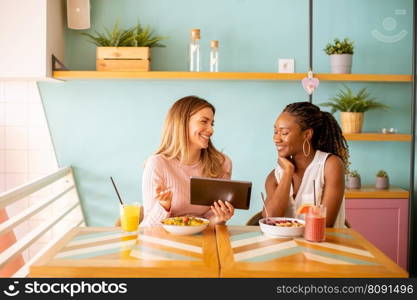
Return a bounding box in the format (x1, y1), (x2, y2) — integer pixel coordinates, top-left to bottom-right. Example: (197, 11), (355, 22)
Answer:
(216, 226), (408, 278)
(29, 226), (219, 278)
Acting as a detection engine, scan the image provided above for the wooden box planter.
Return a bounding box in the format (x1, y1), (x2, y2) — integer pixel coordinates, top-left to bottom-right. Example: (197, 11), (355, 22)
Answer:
(96, 47), (150, 71)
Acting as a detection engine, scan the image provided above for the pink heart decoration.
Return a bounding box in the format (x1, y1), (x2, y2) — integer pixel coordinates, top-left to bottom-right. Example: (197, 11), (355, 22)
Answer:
(302, 77), (320, 95)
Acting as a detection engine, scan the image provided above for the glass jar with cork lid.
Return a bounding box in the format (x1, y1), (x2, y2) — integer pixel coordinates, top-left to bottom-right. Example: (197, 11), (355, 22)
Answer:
(210, 40), (219, 72)
(189, 29), (201, 71)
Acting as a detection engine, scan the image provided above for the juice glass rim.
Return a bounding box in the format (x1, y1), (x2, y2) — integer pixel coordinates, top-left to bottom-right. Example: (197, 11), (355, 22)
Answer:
(120, 202), (141, 207)
(307, 204), (326, 217)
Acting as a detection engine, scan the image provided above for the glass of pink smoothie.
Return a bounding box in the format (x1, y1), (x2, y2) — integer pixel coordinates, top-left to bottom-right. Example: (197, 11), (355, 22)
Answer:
(304, 205), (326, 242)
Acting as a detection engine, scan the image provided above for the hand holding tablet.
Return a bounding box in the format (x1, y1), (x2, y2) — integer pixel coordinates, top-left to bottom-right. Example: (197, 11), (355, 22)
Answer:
(211, 200), (235, 223)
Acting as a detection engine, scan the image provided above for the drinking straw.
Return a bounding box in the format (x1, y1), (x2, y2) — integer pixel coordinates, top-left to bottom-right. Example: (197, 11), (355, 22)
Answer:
(260, 192), (270, 218)
(110, 176), (124, 205)
(313, 179), (316, 206)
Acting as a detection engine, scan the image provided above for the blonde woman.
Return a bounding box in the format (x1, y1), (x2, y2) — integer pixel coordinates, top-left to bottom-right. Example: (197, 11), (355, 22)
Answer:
(141, 96), (234, 226)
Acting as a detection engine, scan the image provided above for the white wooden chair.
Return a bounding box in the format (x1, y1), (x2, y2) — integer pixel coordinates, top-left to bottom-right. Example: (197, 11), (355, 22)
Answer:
(0, 167), (85, 277)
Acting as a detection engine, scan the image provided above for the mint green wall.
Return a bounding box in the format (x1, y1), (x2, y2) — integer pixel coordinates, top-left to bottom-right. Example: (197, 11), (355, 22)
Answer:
(38, 0), (414, 230)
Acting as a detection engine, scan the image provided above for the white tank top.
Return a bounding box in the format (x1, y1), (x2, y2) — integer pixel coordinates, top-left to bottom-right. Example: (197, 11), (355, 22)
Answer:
(274, 150), (345, 228)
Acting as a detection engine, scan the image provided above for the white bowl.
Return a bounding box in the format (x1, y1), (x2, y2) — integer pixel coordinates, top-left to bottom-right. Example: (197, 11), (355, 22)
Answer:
(161, 217), (209, 235)
(259, 217), (305, 238)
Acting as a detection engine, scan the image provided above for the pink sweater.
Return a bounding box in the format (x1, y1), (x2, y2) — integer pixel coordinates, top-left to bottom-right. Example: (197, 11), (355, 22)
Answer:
(141, 154), (232, 226)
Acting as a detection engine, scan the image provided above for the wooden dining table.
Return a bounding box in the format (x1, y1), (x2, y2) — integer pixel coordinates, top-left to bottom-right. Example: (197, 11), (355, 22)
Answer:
(29, 226), (219, 277)
(215, 225), (408, 278)
(29, 225), (408, 278)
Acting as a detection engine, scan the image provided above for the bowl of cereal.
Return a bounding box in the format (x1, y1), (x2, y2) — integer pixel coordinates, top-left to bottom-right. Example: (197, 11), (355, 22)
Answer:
(259, 217), (305, 238)
(161, 216), (209, 235)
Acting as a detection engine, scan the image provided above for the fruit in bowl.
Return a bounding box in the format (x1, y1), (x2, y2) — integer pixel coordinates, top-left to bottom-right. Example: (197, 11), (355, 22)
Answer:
(259, 217), (305, 237)
(161, 216), (209, 235)
(263, 218), (304, 227)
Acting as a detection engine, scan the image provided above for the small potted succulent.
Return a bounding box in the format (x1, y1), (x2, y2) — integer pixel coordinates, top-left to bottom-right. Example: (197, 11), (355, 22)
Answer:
(324, 37), (354, 74)
(375, 170), (389, 190)
(346, 170), (361, 189)
(320, 84), (389, 133)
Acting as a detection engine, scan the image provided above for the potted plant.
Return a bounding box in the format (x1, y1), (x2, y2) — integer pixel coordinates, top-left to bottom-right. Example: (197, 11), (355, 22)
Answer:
(320, 84), (389, 133)
(81, 21), (166, 71)
(375, 170), (389, 189)
(324, 38), (354, 74)
(346, 170), (361, 189)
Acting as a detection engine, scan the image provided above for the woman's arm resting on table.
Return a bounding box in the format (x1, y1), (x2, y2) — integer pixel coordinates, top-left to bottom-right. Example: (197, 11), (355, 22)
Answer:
(321, 155), (345, 227)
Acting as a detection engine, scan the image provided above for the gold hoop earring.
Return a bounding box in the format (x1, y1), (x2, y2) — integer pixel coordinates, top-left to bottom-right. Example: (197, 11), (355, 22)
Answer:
(303, 139), (311, 157)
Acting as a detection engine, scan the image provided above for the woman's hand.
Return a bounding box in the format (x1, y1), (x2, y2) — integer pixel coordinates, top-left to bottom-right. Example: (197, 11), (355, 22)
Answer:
(210, 200), (234, 224)
(278, 156), (295, 175)
(156, 185), (172, 211)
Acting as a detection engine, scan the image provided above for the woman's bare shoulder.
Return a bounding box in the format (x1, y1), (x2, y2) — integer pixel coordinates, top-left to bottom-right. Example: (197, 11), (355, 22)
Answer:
(324, 155), (345, 175)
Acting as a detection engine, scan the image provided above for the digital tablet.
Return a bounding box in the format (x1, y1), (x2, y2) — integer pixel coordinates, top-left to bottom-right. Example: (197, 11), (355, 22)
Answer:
(190, 177), (252, 210)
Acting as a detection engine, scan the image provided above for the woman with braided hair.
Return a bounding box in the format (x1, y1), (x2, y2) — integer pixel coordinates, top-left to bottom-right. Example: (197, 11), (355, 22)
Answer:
(263, 101), (349, 227)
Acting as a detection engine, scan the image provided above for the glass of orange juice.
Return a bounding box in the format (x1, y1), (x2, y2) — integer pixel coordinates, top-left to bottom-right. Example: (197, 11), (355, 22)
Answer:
(120, 202), (140, 232)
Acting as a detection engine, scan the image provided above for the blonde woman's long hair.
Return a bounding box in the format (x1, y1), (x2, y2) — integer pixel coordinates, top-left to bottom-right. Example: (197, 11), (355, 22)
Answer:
(155, 96), (227, 178)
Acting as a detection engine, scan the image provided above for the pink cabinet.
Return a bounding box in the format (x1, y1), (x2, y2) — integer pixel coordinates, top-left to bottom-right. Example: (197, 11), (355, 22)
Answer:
(345, 197), (409, 270)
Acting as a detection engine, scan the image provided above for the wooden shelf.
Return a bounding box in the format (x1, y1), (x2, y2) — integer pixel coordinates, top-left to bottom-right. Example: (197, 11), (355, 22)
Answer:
(343, 133), (412, 141)
(345, 186), (409, 199)
(53, 71), (413, 82)
(53, 71), (305, 80)
(315, 73), (411, 82)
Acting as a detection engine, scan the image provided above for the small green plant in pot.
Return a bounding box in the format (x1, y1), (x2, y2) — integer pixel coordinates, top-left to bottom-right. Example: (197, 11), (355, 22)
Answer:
(320, 84), (389, 133)
(324, 37), (354, 73)
(375, 170), (389, 190)
(81, 21), (167, 71)
(324, 38), (354, 74)
(346, 170), (361, 189)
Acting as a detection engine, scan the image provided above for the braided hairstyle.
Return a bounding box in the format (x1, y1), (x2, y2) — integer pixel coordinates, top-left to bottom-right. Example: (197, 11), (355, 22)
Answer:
(283, 102), (349, 171)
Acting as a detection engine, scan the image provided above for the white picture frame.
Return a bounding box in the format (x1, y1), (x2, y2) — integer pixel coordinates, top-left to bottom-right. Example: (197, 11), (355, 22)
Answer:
(278, 59), (295, 73)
